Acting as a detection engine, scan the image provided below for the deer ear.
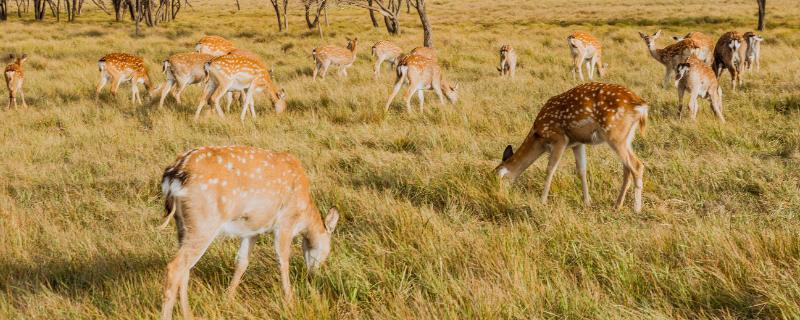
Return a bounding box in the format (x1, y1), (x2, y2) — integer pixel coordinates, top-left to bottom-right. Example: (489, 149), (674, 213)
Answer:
(638, 32), (647, 39)
(653, 30), (662, 38)
(325, 207), (340, 233)
(755, 36), (764, 42)
(502, 145), (514, 161)
(19, 54), (28, 62)
(278, 88), (286, 99)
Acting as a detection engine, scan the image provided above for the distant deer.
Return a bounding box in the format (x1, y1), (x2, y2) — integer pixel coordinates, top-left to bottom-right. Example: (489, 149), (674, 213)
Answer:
(495, 82), (649, 213)
(497, 44), (517, 77)
(567, 32), (605, 81)
(743, 32), (763, 72)
(409, 46), (437, 60)
(371, 40), (403, 77)
(639, 30), (700, 87)
(195, 35), (236, 57)
(4, 54), (28, 108)
(712, 31), (747, 91)
(95, 53), (153, 104)
(159, 146), (340, 320)
(672, 31), (714, 65)
(384, 54), (458, 112)
(312, 38), (358, 80)
(156, 52), (215, 109)
(674, 56), (724, 122)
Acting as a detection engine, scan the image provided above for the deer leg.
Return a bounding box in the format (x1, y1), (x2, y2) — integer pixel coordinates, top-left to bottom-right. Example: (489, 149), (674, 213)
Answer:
(688, 90), (699, 120)
(374, 57), (384, 77)
(385, 76), (404, 111)
(586, 58), (594, 81)
(225, 92), (235, 114)
(174, 80), (189, 105)
(131, 82), (141, 105)
(274, 229), (294, 304)
(541, 138), (568, 203)
(312, 62), (320, 80)
(110, 76), (123, 97)
(572, 53), (584, 81)
(609, 137), (645, 213)
(194, 81), (215, 120)
(663, 66), (672, 88)
(210, 85), (228, 118)
(18, 85), (27, 108)
(8, 90), (15, 108)
(710, 87), (725, 123)
(433, 83), (446, 105)
(161, 228), (220, 320)
(403, 86), (416, 113)
(727, 65), (737, 91)
(95, 73), (109, 101)
(321, 61), (331, 79)
(158, 79), (174, 109)
(572, 144), (590, 206)
(677, 86), (685, 118)
(226, 236), (256, 300)
(417, 89), (425, 112)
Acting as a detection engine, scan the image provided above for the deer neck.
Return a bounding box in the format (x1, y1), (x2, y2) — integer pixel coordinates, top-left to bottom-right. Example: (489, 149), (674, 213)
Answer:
(646, 42), (662, 62)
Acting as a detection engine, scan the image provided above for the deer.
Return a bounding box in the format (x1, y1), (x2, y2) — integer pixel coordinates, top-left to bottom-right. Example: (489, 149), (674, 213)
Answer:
(712, 31), (747, 91)
(384, 54), (458, 112)
(159, 145), (340, 320)
(497, 44), (517, 77)
(195, 35), (236, 57)
(95, 52), (153, 104)
(4, 54), (28, 108)
(672, 31), (714, 65)
(674, 56), (724, 122)
(156, 52), (215, 109)
(638, 30), (701, 87)
(409, 46), (437, 61)
(743, 32), (763, 72)
(371, 40), (403, 77)
(495, 82), (649, 213)
(567, 32), (606, 81)
(311, 38), (358, 80)
(196, 54), (287, 121)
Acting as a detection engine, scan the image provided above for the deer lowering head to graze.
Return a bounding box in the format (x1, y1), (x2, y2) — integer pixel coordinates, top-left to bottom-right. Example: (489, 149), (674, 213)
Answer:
(498, 44), (517, 77)
(384, 54), (458, 112)
(95, 53), (153, 104)
(672, 31), (714, 65)
(159, 146), (340, 320)
(312, 38), (358, 80)
(567, 32), (605, 81)
(674, 56), (724, 122)
(743, 32), (763, 72)
(639, 30), (701, 87)
(156, 52), (215, 109)
(712, 31), (747, 91)
(409, 46), (437, 61)
(195, 35), (236, 57)
(495, 82), (649, 213)
(371, 40), (404, 77)
(4, 54), (28, 108)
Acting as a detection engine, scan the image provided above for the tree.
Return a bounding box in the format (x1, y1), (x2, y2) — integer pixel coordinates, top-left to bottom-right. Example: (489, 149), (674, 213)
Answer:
(757, 0), (766, 31)
(409, 0), (431, 47)
(343, 0), (402, 35)
(0, 0), (7, 20)
(268, 0), (288, 32)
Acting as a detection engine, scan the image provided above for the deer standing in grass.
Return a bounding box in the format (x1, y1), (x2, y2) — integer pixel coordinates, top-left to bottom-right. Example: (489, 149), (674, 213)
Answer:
(712, 31), (747, 91)
(159, 146), (340, 320)
(4, 54), (27, 108)
(743, 32), (764, 72)
(672, 31), (714, 65)
(674, 56), (724, 122)
(495, 82), (649, 213)
(157, 52), (215, 109)
(384, 54), (458, 112)
(195, 35), (236, 57)
(95, 53), (153, 104)
(639, 30), (701, 87)
(312, 38), (358, 80)
(498, 44), (517, 77)
(371, 40), (403, 77)
(567, 32), (606, 81)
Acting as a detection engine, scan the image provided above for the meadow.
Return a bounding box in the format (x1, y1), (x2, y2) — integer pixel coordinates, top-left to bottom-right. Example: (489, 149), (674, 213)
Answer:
(1, 0), (800, 318)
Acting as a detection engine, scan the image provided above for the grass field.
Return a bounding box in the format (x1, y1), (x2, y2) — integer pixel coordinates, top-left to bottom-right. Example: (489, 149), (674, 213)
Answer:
(1, 0), (800, 318)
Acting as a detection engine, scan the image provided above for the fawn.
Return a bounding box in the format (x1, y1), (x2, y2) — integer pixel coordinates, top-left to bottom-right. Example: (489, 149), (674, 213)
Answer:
(384, 54), (458, 112)
(95, 53), (153, 104)
(743, 32), (763, 72)
(372, 40), (403, 77)
(498, 44), (517, 77)
(195, 35), (236, 57)
(639, 30), (701, 87)
(4, 54), (28, 108)
(157, 52), (215, 109)
(672, 31), (714, 65)
(567, 32), (605, 81)
(712, 31), (747, 91)
(674, 56), (724, 122)
(312, 38), (358, 80)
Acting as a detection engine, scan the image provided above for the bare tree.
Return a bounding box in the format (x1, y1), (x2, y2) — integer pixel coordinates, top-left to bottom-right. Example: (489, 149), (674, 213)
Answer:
(268, 0), (288, 31)
(0, 0), (7, 20)
(757, 0), (766, 31)
(343, 0), (401, 35)
(409, 0), (431, 47)
(366, 0), (378, 27)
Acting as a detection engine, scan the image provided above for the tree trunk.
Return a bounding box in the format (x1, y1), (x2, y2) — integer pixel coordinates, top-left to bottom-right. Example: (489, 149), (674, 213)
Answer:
(269, 0), (282, 31)
(757, 0), (765, 31)
(281, 0), (288, 31)
(367, 0), (379, 27)
(415, 0), (432, 47)
(0, 0), (7, 21)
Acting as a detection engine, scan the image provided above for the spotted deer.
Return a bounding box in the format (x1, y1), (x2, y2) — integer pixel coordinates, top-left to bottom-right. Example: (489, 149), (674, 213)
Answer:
(95, 53), (153, 104)
(743, 32), (763, 72)
(639, 30), (701, 87)
(156, 52), (215, 109)
(159, 146), (340, 320)
(672, 31), (714, 65)
(495, 82), (649, 213)
(312, 38), (358, 80)
(567, 32), (606, 81)
(712, 31), (747, 91)
(384, 54), (458, 112)
(196, 35), (236, 57)
(409, 46), (437, 60)
(371, 40), (403, 77)
(674, 57), (724, 122)
(4, 54), (27, 108)
(498, 44), (517, 77)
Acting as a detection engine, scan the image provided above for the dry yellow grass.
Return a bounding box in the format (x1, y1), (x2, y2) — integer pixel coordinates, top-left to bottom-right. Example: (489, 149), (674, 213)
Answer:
(1, 0), (799, 318)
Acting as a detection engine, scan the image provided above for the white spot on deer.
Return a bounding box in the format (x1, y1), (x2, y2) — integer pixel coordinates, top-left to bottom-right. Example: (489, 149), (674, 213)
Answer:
(200, 183), (208, 191)
(226, 162), (234, 170)
(209, 178), (219, 185)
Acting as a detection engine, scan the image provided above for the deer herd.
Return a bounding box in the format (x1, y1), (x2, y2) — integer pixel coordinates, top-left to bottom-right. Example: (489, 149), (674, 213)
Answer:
(2, 26), (767, 319)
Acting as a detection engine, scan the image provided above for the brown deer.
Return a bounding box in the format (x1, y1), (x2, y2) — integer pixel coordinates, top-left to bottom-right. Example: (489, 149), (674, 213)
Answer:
(195, 35), (236, 57)
(384, 54), (458, 112)
(312, 38), (358, 80)
(4, 54), (27, 108)
(674, 56), (724, 122)
(159, 146), (340, 320)
(712, 31), (747, 91)
(639, 30), (701, 87)
(498, 44), (517, 77)
(495, 82), (649, 213)
(672, 31), (714, 65)
(743, 32), (763, 72)
(95, 53), (153, 104)
(156, 52), (215, 109)
(371, 40), (403, 77)
(567, 32), (605, 81)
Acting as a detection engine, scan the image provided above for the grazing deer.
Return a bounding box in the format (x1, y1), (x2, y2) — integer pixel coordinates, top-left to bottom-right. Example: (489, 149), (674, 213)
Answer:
(195, 35), (236, 57)
(95, 53), (153, 104)
(498, 44), (517, 77)
(409, 46), (437, 60)
(222, 49), (270, 113)
(743, 32), (763, 72)
(672, 31), (714, 65)
(567, 32), (605, 81)
(639, 30), (700, 87)
(157, 52), (215, 109)
(384, 54), (458, 112)
(674, 56), (724, 122)
(312, 38), (358, 80)
(159, 146), (340, 320)
(495, 82), (649, 213)
(371, 40), (403, 77)
(196, 54), (287, 121)
(712, 31), (747, 91)
(4, 54), (27, 108)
